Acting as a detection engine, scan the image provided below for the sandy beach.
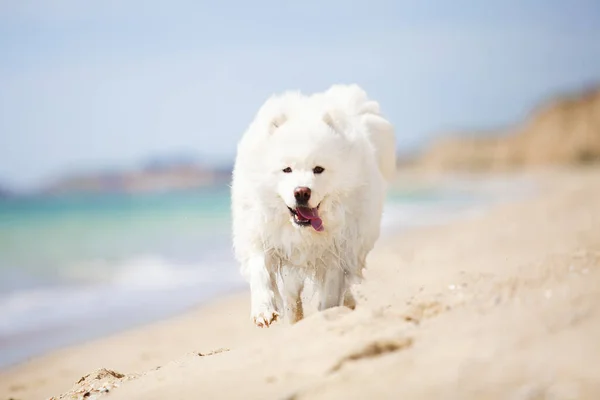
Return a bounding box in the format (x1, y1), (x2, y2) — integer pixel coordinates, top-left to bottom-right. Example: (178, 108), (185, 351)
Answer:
(2, 167), (600, 400)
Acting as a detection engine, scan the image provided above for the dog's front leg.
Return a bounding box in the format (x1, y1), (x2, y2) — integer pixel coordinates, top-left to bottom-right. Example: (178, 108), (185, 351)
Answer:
(248, 254), (279, 328)
(318, 268), (345, 311)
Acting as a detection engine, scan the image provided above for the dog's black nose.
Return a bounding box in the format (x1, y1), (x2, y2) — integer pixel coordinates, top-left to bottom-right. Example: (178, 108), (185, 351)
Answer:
(294, 187), (311, 204)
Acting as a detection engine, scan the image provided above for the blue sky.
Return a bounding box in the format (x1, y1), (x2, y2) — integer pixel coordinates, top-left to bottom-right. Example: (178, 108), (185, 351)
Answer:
(1, 1), (599, 188)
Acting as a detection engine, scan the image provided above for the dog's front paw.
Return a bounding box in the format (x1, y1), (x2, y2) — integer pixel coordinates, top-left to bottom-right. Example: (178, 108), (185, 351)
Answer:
(252, 308), (279, 328)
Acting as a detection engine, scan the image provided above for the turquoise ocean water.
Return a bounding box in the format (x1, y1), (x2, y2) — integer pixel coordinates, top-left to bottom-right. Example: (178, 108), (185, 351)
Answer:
(0, 180), (526, 368)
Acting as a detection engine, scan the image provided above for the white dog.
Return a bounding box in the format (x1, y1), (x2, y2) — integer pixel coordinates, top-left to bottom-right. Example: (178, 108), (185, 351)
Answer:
(231, 84), (396, 327)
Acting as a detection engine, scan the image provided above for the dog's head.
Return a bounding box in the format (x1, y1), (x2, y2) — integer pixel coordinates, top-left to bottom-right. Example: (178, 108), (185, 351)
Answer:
(259, 109), (363, 232)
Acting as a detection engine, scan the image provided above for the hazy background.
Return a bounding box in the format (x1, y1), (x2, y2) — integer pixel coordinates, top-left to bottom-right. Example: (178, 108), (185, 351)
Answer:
(1, 0), (599, 369)
(1, 0), (600, 190)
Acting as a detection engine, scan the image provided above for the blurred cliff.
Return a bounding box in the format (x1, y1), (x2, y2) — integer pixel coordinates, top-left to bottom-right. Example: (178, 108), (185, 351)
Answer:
(412, 85), (600, 171)
(40, 156), (232, 195)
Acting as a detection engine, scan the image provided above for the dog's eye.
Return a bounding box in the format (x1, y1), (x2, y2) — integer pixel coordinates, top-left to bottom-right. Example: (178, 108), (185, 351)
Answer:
(313, 166), (325, 174)
(282, 167), (292, 173)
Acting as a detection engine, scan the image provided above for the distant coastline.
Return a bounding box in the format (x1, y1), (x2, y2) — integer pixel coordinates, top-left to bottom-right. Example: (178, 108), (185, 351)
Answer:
(38, 157), (233, 196)
(0, 186), (12, 199)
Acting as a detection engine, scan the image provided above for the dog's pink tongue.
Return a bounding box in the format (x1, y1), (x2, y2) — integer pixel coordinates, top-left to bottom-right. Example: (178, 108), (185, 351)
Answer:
(296, 207), (324, 232)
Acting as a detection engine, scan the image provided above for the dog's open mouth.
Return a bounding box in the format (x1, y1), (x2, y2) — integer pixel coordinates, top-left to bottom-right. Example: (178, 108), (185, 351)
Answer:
(288, 205), (324, 232)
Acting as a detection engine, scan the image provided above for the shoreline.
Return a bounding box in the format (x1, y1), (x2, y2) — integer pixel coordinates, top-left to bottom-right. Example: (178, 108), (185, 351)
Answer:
(0, 283), (249, 370)
(3, 167), (599, 399)
(0, 278), (248, 370)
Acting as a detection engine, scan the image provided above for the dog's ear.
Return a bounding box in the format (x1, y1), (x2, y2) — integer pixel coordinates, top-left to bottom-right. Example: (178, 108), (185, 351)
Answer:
(269, 114), (287, 134)
(323, 110), (346, 133)
(358, 100), (382, 117)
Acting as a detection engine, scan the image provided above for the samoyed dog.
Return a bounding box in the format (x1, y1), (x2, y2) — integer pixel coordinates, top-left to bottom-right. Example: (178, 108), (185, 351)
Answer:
(231, 84), (396, 327)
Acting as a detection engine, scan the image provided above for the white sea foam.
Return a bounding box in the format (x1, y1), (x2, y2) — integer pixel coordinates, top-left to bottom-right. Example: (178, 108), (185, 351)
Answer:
(0, 255), (244, 353)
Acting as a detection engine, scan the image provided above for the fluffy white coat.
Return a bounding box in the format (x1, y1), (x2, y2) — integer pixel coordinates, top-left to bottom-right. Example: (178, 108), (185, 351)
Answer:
(231, 84), (395, 327)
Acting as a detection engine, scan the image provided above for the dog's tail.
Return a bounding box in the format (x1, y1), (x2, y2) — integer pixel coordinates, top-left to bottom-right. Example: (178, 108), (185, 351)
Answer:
(323, 84), (397, 183)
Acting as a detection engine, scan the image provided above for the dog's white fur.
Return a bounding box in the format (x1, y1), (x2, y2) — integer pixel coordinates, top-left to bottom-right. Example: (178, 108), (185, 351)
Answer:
(231, 84), (395, 327)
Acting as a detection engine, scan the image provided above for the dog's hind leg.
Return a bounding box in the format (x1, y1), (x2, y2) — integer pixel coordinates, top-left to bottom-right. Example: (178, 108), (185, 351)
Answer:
(317, 267), (345, 311)
(247, 254), (280, 328)
(281, 266), (305, 324)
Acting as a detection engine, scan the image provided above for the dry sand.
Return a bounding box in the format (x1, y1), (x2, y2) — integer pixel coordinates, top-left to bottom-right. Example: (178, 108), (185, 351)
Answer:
(2, 168), (600, 400)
